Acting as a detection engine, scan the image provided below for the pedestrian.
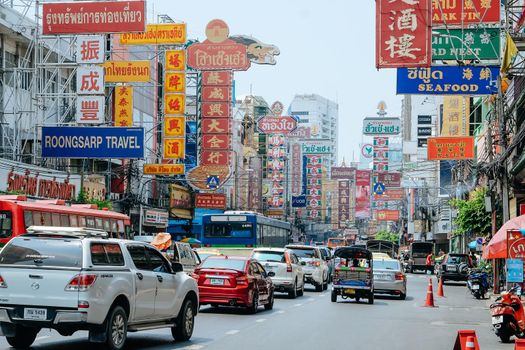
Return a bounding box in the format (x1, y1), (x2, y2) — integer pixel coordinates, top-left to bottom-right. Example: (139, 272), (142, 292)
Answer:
(426, 252), (433, 274)
(470, 251), (478, 267)
(438, 249), (445, 257)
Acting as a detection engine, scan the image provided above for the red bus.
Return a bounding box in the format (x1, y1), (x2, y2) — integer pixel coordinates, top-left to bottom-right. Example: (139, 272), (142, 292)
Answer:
(0, 195), (131, 246)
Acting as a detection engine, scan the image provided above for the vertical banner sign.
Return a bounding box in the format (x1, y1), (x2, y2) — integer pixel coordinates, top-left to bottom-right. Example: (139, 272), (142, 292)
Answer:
(306, 155), (323, 221)
(338, 180), (351, 228)
(441, 96), (470, 137)
(356, 170), (371, 219)
(376, 0), (432, 68)
(267, 132), (286, 210)
(291, 143), (303, 196)
(114, 85), (133, 127)
(77, 96), (105, 124)
(373, 137), (389, 172)
(76, 35), (105, 64)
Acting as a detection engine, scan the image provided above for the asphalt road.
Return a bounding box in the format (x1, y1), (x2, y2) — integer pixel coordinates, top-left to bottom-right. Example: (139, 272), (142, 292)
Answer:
(0, 275), (511, 350)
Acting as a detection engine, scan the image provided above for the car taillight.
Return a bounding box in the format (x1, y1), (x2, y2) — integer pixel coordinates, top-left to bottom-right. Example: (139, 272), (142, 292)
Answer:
(395, 272), (405, 281)
(65, 274), (97, 291)
(191, 273), (199, 280)
(309, 261), (321, 267)
(287, 264), (293, 272)
(0, 275), (6, 288)
(236, 276), (248, 285)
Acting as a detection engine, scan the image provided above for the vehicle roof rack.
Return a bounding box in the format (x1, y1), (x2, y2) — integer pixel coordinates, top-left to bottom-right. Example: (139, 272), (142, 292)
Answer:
(25, 226), (109, 238)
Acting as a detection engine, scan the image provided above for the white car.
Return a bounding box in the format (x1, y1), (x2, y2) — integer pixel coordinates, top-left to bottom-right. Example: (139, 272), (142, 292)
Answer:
(285, 245), (329, 292)
(373, 258), (407, 300)
(0, 226), (199, 350)
(251, 248), (305, 298)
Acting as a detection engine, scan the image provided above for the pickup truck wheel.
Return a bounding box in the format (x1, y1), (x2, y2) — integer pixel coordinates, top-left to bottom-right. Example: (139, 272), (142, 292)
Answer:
(315, 283), (323, 292)
(106, 306), (127, 350)
(6, 325), (39, 349)
(172, 299), (195, 342)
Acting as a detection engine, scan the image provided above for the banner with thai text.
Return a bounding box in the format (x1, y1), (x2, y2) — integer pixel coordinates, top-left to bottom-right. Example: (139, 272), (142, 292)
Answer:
(432, 0), (500, 25)
(427, 137), (475, 160)
(355, 170), (371, 219)
(103, 61), (150, 83)
(120, 24), (186, 45)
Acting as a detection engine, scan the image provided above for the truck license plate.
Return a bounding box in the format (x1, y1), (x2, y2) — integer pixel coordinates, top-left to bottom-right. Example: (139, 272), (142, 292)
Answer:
(492, 316), (503, 324)
(24, 308), (47, 321)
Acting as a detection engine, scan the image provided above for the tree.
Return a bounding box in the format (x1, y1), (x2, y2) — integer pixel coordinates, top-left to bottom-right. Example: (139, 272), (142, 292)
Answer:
(375, 230), (399, 243)
(450, 187), (491, 237)
(74, 190), (112, 210)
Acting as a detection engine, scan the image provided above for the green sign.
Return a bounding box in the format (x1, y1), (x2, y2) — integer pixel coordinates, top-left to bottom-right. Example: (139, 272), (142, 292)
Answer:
(432, 28), (500, 61)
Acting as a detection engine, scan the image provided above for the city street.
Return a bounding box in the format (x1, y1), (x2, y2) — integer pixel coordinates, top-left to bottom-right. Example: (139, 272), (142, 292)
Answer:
(0, 275), (509, 350)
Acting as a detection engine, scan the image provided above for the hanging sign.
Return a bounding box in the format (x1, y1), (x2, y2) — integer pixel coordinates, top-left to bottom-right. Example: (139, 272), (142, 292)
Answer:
(114, 85), (133, 127)
(432, 28), (500, 61)
(144, 164), (185, 175)
(103, 61), (150, 83)
(427, 137), (475, 160)
(432, 0), (500, 25)
(120, 24), (186, 45)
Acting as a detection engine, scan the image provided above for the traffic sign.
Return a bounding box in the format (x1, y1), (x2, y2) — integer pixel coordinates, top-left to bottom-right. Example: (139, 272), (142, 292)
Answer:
(373, 182), (385, 195)
(206, 175), (220, 190)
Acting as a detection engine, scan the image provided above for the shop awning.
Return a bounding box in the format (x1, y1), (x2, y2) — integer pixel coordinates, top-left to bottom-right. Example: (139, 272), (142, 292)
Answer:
(483, 215), (525, 259)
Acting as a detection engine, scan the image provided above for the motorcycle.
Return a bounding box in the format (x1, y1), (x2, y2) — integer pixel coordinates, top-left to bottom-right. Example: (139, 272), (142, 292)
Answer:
(467, 269), (489, 299)
(490, 286), (525, 343)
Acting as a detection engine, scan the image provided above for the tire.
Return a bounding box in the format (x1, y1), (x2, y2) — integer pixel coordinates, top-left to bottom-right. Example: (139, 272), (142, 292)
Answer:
(399, 292), (407, 300)
(6, 325), (39, 349)
(264, 291), (274, 311)
(323, 278), (328, 291)
(331, 290), (337, 303)
(288, 280), (298, 299)
(475, 292), (481, 300)
(409, 266), (413, 274)
(247, 290), (259, 314)
(105, 306), (128, 350)
(315, 283), (323, 292)
(172, 298), (195, 342)
(368, 293), (374, 305)
(499, 333), (511, 343)
(355, 297), (360, 303)
(297, 281), (304, 297)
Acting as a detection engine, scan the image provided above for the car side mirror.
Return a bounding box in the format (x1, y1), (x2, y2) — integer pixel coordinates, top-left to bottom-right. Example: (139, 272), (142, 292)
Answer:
(300, 261), (306, 266)
(172, 262), (184, 273)
(268, 271), (276, 277)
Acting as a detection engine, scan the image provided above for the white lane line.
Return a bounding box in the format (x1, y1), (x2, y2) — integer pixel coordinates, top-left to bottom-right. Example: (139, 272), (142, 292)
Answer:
(225, 330), (240, 335)
(179, 345), (205, 350)
(276, 310), (285, 314)
(319, 294), (326, 297)
(294, 303), (303, 307)
(256, 318), (266, 323)
(307, 298), (315, 302)
(36, 336), (51, 341)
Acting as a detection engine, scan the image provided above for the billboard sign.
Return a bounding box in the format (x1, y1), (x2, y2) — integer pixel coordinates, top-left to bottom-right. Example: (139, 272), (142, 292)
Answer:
(427, 137), (475, 160)
(355, 170), (371, 219)
(432, 28), (501, 61)
(257, 115), (298, 134)
(376, 0), (431, 68)
(42, 1), (146, 35)
(332, 167), (355, 180)
(76, 96), (105, 124)
(376, 210), (400, 221)
(103, 61), (151, 83)
(363, 117), (401, 135)
(397, 66), (499, 95)
(120, 24), (186, 45)
(144, 164), (184, 175)
(195, 193), (227, 209)
(302, 140), (332, 154)
(41, 127), (144, 159)
(432, 0), (500, 25)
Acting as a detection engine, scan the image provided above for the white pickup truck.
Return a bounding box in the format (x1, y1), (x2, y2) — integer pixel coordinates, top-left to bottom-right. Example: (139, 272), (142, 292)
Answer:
(0, 226), (199, 350)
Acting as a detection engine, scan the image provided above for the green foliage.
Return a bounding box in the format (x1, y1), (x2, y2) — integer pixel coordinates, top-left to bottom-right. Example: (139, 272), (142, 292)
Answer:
(450, 187), (491, 237)
(74, 190), (112, 210)
(374, 230), (399, 243)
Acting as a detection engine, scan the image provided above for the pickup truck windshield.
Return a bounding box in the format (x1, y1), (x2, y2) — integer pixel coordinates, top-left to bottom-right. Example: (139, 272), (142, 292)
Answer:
(0, 237), (82, 267)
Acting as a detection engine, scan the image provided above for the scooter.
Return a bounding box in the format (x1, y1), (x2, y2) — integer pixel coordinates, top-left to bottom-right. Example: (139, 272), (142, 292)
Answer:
(467, 269), (489, 299)
(490, 286), (525, 343)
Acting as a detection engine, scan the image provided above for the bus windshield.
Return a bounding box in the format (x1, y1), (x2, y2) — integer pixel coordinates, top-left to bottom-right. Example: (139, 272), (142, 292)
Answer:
(204, 222), (253, 238)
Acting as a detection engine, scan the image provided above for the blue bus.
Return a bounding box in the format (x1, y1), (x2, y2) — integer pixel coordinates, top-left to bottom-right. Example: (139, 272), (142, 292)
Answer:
(201, 211), (291, 248)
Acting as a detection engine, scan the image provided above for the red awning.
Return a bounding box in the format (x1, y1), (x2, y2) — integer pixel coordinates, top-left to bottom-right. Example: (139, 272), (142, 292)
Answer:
(483, 215), (525, 259)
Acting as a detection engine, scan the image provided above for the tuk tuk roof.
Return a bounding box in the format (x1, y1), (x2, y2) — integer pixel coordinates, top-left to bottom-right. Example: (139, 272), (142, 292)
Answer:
(334, 246), (373, 259)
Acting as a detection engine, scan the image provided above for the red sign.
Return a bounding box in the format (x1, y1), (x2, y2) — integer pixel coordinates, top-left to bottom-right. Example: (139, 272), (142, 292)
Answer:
(376, 172), (401, 187)
(508, 231), (525, 259)
(427, 137), (475, 160)
(195, 193), (227, 209)
(202, 134), (230, 150)
(202, 86), (231, 102)
(374, 188), (404, 201)
(188, 42), (249, 71)
(201, 151), (230, 166)
(202, 102), (231, 118)
(338, 180), (351, 228)
(376, 0), (432, 68)
(432, 0), (500, 25)
(356, 170), (371, 219)
(376, 210), (400, 221)
(202, 119), (230, 134)
(257, 115), (298, 134)
(42, 1), (146, 35)
(202, 71), (233, 86)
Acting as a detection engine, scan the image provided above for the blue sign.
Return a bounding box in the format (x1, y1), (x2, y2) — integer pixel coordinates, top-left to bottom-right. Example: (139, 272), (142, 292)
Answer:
(292, 195), (307, 208)
(207, 176), (220, 190)
(396, 66), (499, 95)
(41, 127), (144, 158)
(373, 182), (385, 195)
(507, 259), (524, 283)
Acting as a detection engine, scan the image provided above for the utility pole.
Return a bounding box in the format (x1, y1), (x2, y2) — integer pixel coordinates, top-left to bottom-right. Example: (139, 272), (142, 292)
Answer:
(498, 76), (510, 223)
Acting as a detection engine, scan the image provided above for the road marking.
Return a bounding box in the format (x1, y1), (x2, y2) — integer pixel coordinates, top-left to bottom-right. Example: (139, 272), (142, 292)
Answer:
(294, 303), (303, 307)
(225, 330), (240, 335)
(320, 294), (326, 297)
(36, 336), (51, 341)
(307, 298), (315, 302)
(276, 310), (285, 314)
(179, 345), (205, 350)
(256, 318), (266, 323)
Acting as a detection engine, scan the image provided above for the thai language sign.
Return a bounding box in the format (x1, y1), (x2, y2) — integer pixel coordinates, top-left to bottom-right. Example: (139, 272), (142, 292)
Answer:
(144, 164), (184, 175)
(103, 61), (150, 83)
(508, 231), (525, 259)
(374, 188), (404, 201)
(120, 24), (186, 45)
(427, 136), (475, 160)
(42, 1), (146, 35)
(331, 167), (355, 180)
(363, 117), (401, 135)
(376, 0), (432, 68)
(257, 115), (298, 134)
(41, 127), (144, 159)
(432, 28), (500, 61)
(302, 140), (332, 154)
(375, 172), (401, 187)
(432, 0), (500, 25)
(376, 210), (400, 221)
(195, 194), (227, 209)
(396, 66), (499, 95)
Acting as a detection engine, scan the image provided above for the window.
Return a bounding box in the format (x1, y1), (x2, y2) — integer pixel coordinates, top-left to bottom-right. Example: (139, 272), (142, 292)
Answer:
(60, 214), (69, 227)
(91, 243), (124, 266)
(127, 245), (149, 270)
(111, 220), (118, 235)
(204, 222), (254, 238)
(0, 237), (82, 267)
(201, 258), (246, 271)
(32, 211), (42, 226)
(250, 262), (262, 276)
(103, 219), (110, 232)
(252, 251), (285, 263)
(289, 248), (317, 259)
(117, 220), (124, 233)
(70, 215), (78, 227)
(146, 247), (170, 273)
(42, 212), (52, 226)
(86, 217), (95, 228)
(51, 213), (60, 226)
(24, 211), (33, 228)
(79, 216), (86, 227)
(0, 211), (13, 239)
(95, 218), (103, 229)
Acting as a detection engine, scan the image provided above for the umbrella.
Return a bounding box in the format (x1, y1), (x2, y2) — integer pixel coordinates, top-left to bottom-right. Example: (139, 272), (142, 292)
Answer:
(483, 215), (525, 259)
(151, 232), (172, 251)
(180, 237), (202, 245)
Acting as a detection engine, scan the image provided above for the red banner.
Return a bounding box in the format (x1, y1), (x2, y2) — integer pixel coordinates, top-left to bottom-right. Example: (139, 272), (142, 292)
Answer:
(201, 102), (231, 118)
(42, 1), (146, 35)
(202, 119), (230, 134)
(202, 86), (231, 102)
(257, 115), (298, 134)
(427, 137), (475, 160)
(376, 0), (431, 68)
(432, 0), (500, 25)
(355, 170), (371, 219)
(202, 71), (233, 86)
(201, 151), (230, 166)
(188, 41), (249, 71)
(376, 172), (401, 187)
(376, 210), (400, 221)
(202, 134), (230, 150)
(195, 193), (227, 209)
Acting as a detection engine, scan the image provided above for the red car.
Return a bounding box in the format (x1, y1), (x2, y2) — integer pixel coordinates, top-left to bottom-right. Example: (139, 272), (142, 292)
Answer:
(193, 256), (274, 314)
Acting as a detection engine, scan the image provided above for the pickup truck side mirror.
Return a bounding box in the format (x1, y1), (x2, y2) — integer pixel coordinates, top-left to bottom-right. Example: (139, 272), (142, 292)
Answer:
(300, 261), (306, 266)
(267, 271), (276, 277)
(172, 262), (184, 273)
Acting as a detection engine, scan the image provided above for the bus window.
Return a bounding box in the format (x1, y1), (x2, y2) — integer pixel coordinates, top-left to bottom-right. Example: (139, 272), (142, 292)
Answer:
(79, 216), (86, 227)
(70, 215), (78, 227)
(60, 214), (70, 227)
(95, 218), (103, 229)
(51, 213), (60, 226)
(86, 217), (95, 228)
(117, 220), (124, 233)
(111, 220), (118, 235)
(24, 211), (33, 228)
(32, 211), (42, 226)
(0, 211), (12, 239)
(103, 219), (110, 232)
(43, 212), (52, 226)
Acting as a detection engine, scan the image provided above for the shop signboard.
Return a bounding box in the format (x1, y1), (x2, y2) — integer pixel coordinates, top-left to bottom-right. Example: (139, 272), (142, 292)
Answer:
(76, 96), (105, 124)
(195, 193), (227, 209)
(432, 0), (500, 25)
(374, 188), (404, 201)
(143, 210), (169, 227)
(76, 35), (105, 64)
(292, 195), (307, 208)
(397, 66), (499, 95)
(356, 170), (371, 219)
(507, 259), (524, 283)
(143, 164), (184, 175)
(375, 172), (401, 187)
(508, 230), (525, 259)
(376, 209), (400, 221)
(170, 184), (192, 220)
(41, 127), (144, 159)
(114, 85), (133, 127)
(418, 127), (432, 136)
(432, 28), (500, 61)
(103, 61), (151, 83)
(363, 117), (401, 135)
(257, 115), (298, 134)
(120, 24), (186, 45)
(427, 137), (475, 160)
(418, 115), (432, 124)
(331, 167), (355, 180)
(302, 139), (332, 154)
(165, 50), (186, 71)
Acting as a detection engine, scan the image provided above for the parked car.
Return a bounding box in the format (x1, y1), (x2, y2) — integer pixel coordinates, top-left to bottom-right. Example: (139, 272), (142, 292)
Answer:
(193, 256), (274, 314)
(285, 244), (329, 292)
(0, 226), (199, 350)
(436, 253), (473, 282)
(373, 258), (407, 300)
(251, 248), (305, 298)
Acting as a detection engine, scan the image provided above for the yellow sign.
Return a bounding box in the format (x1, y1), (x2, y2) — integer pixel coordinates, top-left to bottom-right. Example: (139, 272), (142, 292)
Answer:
(144, 164), (185, 175)
(164, 94), (185, 115)
(114, 85), (133, 127)
(441, 96), (470, 137)
(120, 24), (186, 45)
(164, 72), (186, 93)
(163, 138), (185, 159)
(103, 61), (150, 83)
(164, 116), (186, 137)
(166, 50), (186, 71)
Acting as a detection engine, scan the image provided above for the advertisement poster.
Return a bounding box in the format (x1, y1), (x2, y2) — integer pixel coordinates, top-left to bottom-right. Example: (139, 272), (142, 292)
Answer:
(355, 170), (371, 219)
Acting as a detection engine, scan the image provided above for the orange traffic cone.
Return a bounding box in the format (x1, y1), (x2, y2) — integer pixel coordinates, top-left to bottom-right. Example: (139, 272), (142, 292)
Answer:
(423, 278), (436, 307)
(465, 336), (476, 350)
(515, 339), (525, 349)
(453, 330), (479, 350)
(437, 276), (445, 297)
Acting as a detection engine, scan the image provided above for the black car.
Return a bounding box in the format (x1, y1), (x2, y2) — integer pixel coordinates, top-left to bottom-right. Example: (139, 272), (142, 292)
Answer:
(436, 253), (473, 282)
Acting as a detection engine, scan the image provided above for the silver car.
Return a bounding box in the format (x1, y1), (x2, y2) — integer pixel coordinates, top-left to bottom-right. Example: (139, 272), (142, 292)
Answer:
(372, 258), (407, 300)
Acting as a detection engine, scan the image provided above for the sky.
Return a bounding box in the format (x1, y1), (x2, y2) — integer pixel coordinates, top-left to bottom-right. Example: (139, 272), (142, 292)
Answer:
(152, 0), (403, 163)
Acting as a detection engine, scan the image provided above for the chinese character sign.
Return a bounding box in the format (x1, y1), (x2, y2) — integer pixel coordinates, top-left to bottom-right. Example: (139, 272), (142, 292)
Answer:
(432, 0), (500, 25)
(267, 133), (286, 210)
(427, 137), (475, 160)
(76, 96), (105, 124)
(114, 85), (133, 127)
(165, 50), (186, 71)
(376, 0), (432, 68)
(76, 35), (105, 64)
(163, 138), (185, 159)
(77, 66), (104, 95)
(441, 96), (470, 136)
(164, 116), (186, 137)
(306, 155), (323, 220)
(338, 180), (351, 228)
